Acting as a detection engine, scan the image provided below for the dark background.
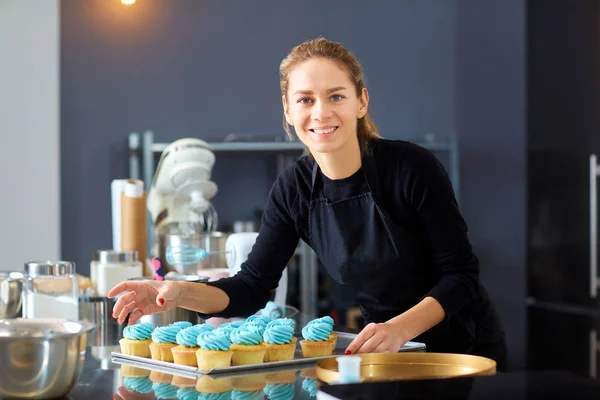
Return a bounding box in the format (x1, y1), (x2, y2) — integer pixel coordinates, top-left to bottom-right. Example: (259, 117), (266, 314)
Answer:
(60, 0), (526, 368)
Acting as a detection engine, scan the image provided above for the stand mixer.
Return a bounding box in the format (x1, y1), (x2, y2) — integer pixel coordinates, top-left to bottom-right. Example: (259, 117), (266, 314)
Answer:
(147, 138), (288, 307)
(147, 138), (218, 235)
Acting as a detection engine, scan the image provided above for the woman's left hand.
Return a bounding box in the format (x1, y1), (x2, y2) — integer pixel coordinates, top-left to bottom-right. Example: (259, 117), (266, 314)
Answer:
(345, 322), (409, 354)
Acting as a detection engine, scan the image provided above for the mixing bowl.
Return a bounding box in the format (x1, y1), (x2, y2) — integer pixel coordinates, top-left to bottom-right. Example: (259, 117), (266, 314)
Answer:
(0, 318), (95, 399)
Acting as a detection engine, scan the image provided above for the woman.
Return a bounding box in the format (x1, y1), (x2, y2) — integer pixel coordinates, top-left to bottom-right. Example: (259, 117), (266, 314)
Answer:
(109, 37), (508, 370)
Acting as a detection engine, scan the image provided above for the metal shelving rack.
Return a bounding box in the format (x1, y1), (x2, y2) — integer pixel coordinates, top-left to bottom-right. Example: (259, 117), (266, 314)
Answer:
(128, 131), (460, 317)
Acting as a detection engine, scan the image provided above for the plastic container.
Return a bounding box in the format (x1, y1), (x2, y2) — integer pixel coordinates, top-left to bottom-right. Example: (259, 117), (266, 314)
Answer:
(336, 355), (362, 383)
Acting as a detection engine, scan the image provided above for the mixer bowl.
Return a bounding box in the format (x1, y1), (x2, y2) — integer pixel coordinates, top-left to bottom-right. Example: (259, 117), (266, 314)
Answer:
(0, 318), (95, 399)
(0, 272), (24, 318)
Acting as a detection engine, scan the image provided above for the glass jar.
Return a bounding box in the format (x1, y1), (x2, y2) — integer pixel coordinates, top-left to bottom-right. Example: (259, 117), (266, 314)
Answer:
(90, 250), (143, 296)
(22, 261), (79, 320)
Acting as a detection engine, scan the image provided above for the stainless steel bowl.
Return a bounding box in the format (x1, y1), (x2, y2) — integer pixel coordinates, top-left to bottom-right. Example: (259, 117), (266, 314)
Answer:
(0, 318), (95, 399)
(0, 272), (24, 318)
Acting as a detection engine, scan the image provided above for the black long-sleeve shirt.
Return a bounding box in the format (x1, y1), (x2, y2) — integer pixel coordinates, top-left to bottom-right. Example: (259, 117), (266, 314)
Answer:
(200, 139), (479, 323)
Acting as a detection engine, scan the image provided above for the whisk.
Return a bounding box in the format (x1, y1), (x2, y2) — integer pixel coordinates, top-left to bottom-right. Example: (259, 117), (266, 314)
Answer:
(166, 243), (228, 266)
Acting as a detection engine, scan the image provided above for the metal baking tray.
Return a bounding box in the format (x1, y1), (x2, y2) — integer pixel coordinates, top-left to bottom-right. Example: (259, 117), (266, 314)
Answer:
(110, 331), (426, 376)
(316, 352), (496, 383)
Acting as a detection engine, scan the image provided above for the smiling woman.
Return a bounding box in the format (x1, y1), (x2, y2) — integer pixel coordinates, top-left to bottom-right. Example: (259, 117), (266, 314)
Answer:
(279, 38), (382, 180)
(108, 37), (508, 372)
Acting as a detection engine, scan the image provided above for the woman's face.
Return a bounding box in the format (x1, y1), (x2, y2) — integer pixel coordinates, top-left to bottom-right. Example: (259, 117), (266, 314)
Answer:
(283, 57), (368, 156)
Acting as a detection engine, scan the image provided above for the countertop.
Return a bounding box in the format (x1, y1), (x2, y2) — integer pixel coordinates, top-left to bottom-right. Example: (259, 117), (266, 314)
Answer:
(62, 346), (600, 400)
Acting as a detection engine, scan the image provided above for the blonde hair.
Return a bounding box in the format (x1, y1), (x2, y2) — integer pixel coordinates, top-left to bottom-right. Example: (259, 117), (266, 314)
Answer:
(279, 37), (382, 155)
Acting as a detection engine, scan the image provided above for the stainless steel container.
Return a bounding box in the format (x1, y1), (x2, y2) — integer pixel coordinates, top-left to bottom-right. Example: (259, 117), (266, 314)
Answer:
(0, 318), (95, 399)
(78, 297), (123, 346)
(159, 231), (231, 273)
(0, 271), (24, 318)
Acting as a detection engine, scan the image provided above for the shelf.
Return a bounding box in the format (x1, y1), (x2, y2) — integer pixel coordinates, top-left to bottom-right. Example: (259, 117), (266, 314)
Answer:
(151, 141), (306, 153)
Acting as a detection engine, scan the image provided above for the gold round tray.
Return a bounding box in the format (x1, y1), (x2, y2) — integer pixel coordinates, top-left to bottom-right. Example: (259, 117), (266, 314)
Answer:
(316, 353), (496, 383)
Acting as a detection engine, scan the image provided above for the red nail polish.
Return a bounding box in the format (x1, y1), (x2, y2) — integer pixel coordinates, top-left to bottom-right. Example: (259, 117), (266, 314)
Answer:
(158, 298), (165, 305)
(345, 350), (351, 355)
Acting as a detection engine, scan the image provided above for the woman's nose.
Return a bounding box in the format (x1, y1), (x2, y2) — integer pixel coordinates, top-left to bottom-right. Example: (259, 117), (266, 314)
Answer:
(311, 99), (333, 120)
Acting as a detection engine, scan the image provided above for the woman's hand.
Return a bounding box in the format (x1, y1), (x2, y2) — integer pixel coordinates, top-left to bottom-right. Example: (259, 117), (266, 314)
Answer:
(345, 322), (409, 354)
(107, 280), (183, 325)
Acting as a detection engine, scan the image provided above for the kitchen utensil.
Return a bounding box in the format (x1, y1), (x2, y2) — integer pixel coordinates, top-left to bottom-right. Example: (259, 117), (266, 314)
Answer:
(166, 243), (228, 266)
(0, 271), (24, 318)
(0, 318), (95, 399)
(316, 352), (496, 383)
(159, 231), (230, 274)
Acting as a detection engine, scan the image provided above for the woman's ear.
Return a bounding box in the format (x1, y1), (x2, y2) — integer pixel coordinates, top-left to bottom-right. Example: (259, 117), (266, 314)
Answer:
(282, 95), (293, 126)
(358, 87), (369, 118)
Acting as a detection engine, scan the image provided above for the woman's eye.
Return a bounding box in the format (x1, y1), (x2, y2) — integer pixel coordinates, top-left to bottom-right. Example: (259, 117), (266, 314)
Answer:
(298, 98), (312, 104)
(331, 94), (343, 102)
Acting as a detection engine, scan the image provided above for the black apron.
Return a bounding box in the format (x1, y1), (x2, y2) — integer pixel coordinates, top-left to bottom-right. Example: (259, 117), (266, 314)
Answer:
(308, 156), (509, 371)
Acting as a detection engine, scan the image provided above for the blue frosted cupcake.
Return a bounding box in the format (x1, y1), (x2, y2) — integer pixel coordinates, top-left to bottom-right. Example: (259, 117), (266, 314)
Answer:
(263, 318), (297, 362)
(300, 317), (335, 358)
(172, 324), (214, 366)
(150, 324), (184, 362)
(196, 330), (233, 371)
(230, 324), (266, 365)
(120, 322), (154, 357)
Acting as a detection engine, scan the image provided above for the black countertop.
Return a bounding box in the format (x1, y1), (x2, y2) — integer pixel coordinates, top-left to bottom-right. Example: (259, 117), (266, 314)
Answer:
(66, 347), (600, 400)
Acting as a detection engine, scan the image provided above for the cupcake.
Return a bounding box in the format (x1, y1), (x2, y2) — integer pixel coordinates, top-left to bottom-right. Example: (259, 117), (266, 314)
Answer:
(231, 374), (266, 392)
(310, 316), (337, 345)
(300, 318), (335, 358)
(172, 324), (214, 366)
(230, 324), (266, 365)
(123, 377), (154, 395)
(264, 383), (295, 400)
(150, 325), (184, 362)
(119, 322), (153, 357)
(196, 330), (233, 371)
(152, 382), (179, 399)
(262, 319), (297, 362)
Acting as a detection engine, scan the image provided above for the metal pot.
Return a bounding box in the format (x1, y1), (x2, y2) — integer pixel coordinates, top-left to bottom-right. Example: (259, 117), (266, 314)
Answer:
(159, 231), (231, 274)
(0, 318), (95, 399)
(0, 272), (24, 318)
(78, 297), (123, 346)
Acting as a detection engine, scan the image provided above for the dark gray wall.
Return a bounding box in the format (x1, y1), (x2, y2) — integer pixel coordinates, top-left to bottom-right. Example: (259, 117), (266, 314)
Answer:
(61, 0), (526, 367)
(455, 1), (527, 369)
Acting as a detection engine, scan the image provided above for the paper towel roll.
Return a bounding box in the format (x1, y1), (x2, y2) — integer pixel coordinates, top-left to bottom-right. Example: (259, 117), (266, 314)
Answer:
(121, 180), (147, 270)
(111, 179), (128, 251)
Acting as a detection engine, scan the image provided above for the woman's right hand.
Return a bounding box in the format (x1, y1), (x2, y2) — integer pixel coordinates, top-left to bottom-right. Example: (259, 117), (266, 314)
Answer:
(107, 280), (183, 325)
